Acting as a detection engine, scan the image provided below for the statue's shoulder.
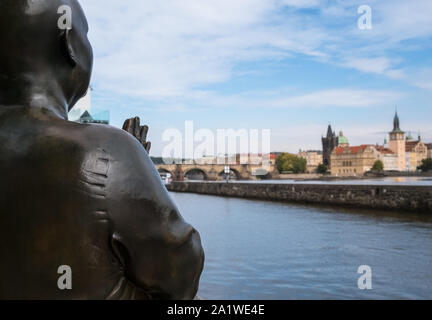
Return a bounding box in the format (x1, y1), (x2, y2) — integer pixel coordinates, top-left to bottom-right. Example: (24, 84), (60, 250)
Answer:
(56, 120), (144, 156)
(57, 121), (155, 177)
(59, 121), (160, 201)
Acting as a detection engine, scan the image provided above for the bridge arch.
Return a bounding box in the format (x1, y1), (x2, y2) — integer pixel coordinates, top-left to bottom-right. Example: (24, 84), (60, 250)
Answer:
(218, 168), (240, 180)
(184, 168), (208, 181)
(158, 168), (173, 177)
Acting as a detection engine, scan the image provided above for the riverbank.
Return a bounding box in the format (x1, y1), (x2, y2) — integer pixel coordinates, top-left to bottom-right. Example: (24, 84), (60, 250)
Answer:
(167, 181), (432, 214)
(277, 171), (432, 181)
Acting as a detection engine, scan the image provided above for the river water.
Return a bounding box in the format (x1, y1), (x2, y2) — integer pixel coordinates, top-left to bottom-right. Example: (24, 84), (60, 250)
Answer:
(171, 192), (432, 300)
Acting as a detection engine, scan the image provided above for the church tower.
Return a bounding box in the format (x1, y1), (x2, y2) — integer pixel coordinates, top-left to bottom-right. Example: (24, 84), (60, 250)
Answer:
(322, 125), (338, 167)
(388, 111), (406, 171)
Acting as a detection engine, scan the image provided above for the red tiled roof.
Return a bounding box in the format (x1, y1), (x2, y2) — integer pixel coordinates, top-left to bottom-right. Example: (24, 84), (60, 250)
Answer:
(333, 145), (371, 155)
(375, 145), (395, 155)
(406, 140), (420, 152)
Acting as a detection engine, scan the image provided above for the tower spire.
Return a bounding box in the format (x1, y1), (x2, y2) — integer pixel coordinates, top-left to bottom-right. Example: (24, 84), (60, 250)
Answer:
(326, 124), (333, 137)
(388, 107), (406, 172)
(391, 109), (403, 134)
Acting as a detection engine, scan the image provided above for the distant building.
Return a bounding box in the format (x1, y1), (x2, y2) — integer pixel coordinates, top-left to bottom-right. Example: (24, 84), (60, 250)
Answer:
(388, 111), (406, 171)
(77, 110), (110, 125)
(68, 87), (110, 125)
(405, 140), (428, 171)
(322, 125), (338, 168)
(68, 88), (91, 122)
(235, 153), (277, 165)
(194, 155), (217, 165)
(331, 143), (402, 176)
(325, 111), (430, 175)
(426, 143), (432, 159)
(298, 150), (323, 173)
(375, 145), (399, 171)
(330, 145), (379, 176)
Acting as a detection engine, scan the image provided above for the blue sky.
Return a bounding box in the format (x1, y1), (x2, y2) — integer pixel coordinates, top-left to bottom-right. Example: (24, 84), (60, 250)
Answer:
(80, 0), (432, 156)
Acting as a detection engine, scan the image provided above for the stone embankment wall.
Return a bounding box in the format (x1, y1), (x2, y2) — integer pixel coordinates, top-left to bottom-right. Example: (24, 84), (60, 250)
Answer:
(166, 182), (432, 213)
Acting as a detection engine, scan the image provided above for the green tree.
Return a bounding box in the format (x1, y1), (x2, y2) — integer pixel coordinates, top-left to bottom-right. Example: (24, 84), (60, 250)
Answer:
(372, 160), (384, 171)
(276, 153), (307, 174)
(418, 158), (432, 172)
(276, 153), (291, 172)
(293, 157), (307, 173)
(317, 163), (328, 174)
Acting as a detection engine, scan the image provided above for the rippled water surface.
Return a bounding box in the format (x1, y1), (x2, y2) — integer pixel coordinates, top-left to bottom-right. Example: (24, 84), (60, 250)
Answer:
(171, 192), (432, 299)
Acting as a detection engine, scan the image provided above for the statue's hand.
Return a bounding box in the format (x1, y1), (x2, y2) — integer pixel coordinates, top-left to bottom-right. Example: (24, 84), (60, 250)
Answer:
(122, 117), (151, 153)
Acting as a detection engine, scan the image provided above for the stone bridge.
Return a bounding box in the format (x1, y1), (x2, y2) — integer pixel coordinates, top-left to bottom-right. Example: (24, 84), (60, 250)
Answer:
(155, 163), (279, 181)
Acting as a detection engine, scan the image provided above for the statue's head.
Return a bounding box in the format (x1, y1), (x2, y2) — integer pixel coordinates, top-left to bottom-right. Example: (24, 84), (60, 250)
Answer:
(0, 0), (93, 111)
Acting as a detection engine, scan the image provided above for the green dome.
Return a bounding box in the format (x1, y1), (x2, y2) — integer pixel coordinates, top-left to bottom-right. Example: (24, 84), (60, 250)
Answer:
(406, 132), (413, 141)
(338, 131), (349, 145)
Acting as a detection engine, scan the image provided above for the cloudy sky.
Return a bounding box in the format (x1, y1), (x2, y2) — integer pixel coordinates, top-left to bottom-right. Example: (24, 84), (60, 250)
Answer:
(80, 0), (432, 156)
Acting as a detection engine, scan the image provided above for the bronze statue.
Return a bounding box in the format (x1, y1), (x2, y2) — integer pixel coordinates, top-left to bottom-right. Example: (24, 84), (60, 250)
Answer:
(0, 0), (204, 299)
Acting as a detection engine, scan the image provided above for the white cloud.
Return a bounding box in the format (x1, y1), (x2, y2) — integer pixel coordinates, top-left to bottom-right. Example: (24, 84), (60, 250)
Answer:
(270, 89), (402, 108)
(415, 82), (432, 91)
(82, 0), (328, 100)
(342, 57), (391, 75)
(406, 69), (432, 91)
(157, 87), (404, 112)
(319, 0), (432, 83)
(372, 0), (432, 43)
(280, 0), (319, 8)
(80, 0), (432, 107)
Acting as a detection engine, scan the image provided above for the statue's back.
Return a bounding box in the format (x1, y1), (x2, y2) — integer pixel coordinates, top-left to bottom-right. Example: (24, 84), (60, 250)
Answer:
(0, 111), (121, 299)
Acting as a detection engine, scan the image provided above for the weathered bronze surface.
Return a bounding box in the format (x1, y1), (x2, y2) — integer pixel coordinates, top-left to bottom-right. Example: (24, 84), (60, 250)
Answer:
(0, 0), (204, 299)
(123, 117), (152, 153)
